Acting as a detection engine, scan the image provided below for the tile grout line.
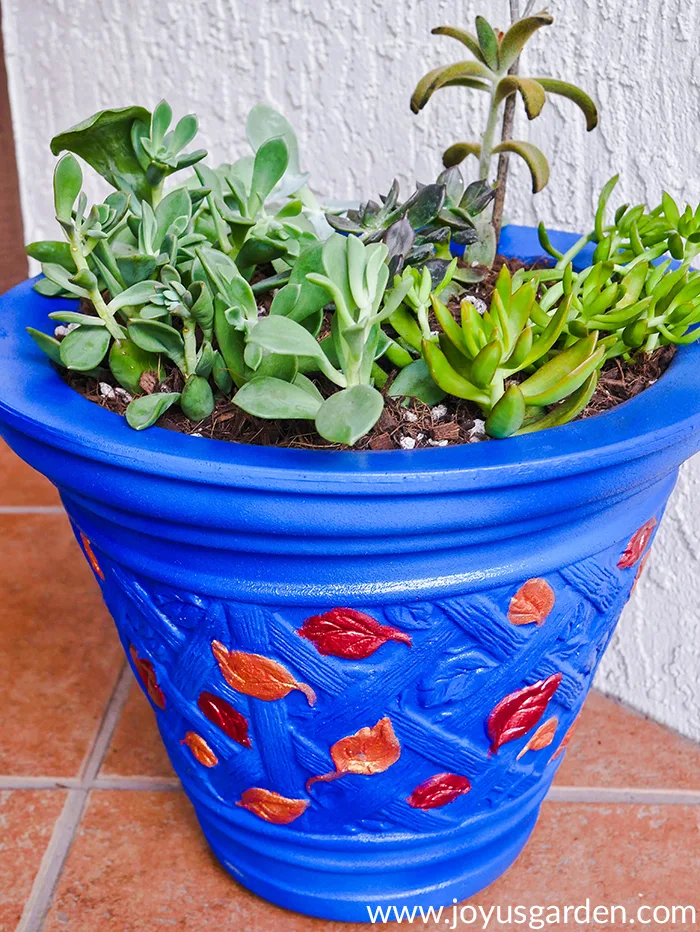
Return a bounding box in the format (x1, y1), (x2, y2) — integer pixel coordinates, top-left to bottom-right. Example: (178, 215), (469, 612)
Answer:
(16, 662), (132, 932)
(548, 786), (700, 805)
(0, 506), (64, 514)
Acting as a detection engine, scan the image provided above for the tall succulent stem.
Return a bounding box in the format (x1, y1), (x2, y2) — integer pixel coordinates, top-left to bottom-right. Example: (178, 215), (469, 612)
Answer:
(69, 230), (123, 342)
(492, 0), (522, 239)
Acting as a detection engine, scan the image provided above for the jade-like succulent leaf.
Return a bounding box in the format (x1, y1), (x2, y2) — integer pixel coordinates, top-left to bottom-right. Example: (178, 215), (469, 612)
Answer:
(125, 392), (180, 430)
(314, 385), (384, 445)
(247, 104), (302, 175)
(51, 106), (152, 202)
(26, 328), (64, 365)
(53, 154), (83, 222)
(180, 375), (214, 421)
(109, 339), (160, 394)
(59, 325), (111, 371)
(128, 320), (186, 371)
(249, 137), (289, 213)
(154, 188), (192, 249)
(535, 78), (598, 132)
(233, 376), (322, 419)
(26, 241), (76, 271)
(493, 141), (550, 193)
(388, 358), (446, 405)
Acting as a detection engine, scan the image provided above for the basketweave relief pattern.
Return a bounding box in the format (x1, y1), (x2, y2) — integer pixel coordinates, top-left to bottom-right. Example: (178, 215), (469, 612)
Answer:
(75, 517), (656, 836)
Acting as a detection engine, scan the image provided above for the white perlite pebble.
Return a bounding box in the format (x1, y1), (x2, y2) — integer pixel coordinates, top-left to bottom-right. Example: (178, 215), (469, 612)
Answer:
(54, 322), (80, 338)
(98, 382), (116, 399)
(428, 439), (449, 447)
(399, 436), (416, 450)
(114, 387), (133, 403)
(190, 431), (204, 438)
(469, 418), (488, 442)
(404, 410), (418, 422)
(464, 295), (487, 315)
(431, 404), (448, 421)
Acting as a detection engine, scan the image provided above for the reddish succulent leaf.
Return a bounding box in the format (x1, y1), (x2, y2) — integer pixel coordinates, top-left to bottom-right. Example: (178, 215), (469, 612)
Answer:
(508, 578), (555, 626)
(236, 787), (309, 824)
(80, 532), (104, 580)
(181, 731), (218, 767)
(212, 641), (316, 706)
(299, 608), (412, 659)
(198, 691), (251, 748)
(618, 518), (657, 569)
(407, 772), (471, 809)
(129, 645), (166, 709)
(516, 716), (558, 760)
(487, 673), (562, 754)
(307, 717), (401, 791)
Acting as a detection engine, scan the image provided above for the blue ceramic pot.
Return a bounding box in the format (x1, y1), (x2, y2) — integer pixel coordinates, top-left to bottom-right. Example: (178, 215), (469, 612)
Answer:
(1, 226), (698, 922)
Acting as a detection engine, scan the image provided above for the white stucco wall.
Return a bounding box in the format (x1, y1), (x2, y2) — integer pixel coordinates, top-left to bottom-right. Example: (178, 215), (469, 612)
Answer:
(3, 0), (699, 739)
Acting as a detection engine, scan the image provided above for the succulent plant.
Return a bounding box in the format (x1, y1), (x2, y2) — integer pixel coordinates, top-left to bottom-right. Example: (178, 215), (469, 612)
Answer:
(411, 9), (598, 208)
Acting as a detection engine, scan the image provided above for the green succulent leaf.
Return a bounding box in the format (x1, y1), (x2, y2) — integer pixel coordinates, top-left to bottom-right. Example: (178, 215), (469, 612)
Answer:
(41, 263), (91, 300)
(388, 358), (446, 405)
(495, 77), (546, 120)
(108, 280), (159, 313)
(423, 339), (489, 405)
(517, 372), (598, 434)
(249, 136), (289, 214)
(180, 375), (215, 421)
(535, 78), (599, 132)
(128, 319), (186, 370)
(442, 141), (482, 169)
(109, 339), (160, 394)
(125, 392), (181, 430)
(233, 376), (322, 420)
(116, 254), (158, 287)
(53, 154), (83, 223)
(431, 26), (488, 66)
(26, 241), (77, 271)
(475, 16), (499, 71)
(315, 385), (384, 445)
(499, 14), (554, 71)
(485, 385), (526, 438)
(27, 328), (64, 365)
(59, 325), (111, 371)
(493, 141), (550, 193)
(51, 106), (152, 202)
(247, 104), (302, 176)
(411, 61), (493, 113)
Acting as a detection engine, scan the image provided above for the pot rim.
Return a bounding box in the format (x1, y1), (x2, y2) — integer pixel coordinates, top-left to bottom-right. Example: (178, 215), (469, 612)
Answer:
(2, 223), (699, 496)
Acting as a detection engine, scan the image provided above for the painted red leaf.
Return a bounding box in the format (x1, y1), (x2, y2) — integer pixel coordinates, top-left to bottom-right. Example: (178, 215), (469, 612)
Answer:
(508, 578), (555, 626)
(198, 691), (251, 748)
(129, 645), (166, 709)
(618, 518), (657, 569)
(407, 773), (471, 809)
(487, 673), (562, 754)
(80, 532), (104, 580)
(236, 788), (309, 824)
(299, 608), (412, 659)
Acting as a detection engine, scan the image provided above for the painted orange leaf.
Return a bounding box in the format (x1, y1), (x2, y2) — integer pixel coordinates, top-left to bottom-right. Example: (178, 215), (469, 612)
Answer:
(181, 731), (218, 767)
(508, 578), (555, 626)
(236, 788), (309, 824)
(632, 551), (650, 593)
(407, 773), (471, 809)
(211, 641), (316, 706)
(80, 532), (104, 580)
(129, 645), (166, 709)
(306, 717), (401, 791)
(487, 673), (562, 754)
(516, 716), (558, 760)
(552, 714), (580, 761)
(618, 518), (657, 569)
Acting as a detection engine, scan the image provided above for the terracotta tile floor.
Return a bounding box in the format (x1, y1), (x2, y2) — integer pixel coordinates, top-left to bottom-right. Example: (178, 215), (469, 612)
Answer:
(2, 441), (699, 931)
